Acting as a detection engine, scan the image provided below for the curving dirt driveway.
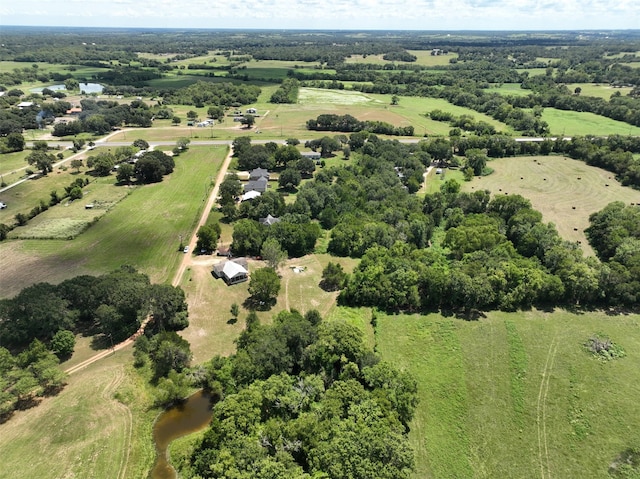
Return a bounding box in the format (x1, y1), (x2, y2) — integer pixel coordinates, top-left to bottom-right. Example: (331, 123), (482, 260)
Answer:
(65, 145), (234, 375)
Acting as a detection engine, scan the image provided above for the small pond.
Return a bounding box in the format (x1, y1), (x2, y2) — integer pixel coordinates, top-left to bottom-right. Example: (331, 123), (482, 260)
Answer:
(31, 82), (104, 94)
(150, 390), (214, 479)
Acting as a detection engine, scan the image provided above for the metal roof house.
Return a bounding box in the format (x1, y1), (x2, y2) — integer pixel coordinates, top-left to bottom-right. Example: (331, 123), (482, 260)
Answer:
(212, 258), (249, 285)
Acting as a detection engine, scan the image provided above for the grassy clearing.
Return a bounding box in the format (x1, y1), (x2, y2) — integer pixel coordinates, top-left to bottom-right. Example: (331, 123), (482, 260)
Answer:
(566, 83), (633, 99)
(9, 178), (131, 239)
(179, 252), (359, 363)
(343, 51), (456, 67)
(488, 83), (535, 96)
(462, 155), (640, 255)
(0, 348), (158, 479)
(541, 107), (640, 136)
(376, 309), (640, 479)
(377, 314), (473, 479)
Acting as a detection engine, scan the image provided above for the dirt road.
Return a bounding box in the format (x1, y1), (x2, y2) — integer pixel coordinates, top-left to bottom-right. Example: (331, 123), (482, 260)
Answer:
(65, 145), (234, 374)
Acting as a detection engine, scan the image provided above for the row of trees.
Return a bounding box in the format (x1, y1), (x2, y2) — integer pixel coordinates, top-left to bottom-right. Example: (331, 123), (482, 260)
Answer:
(0, 339), (67, 422)
(187, 309), (418, 478)
(0, 266), (189, 348)
(306, 113), (415, 136)
(270, 78), (299, 103)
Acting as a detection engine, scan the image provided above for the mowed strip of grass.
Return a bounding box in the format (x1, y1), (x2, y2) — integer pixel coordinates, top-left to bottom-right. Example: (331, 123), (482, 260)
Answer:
(376, 310), (640, 479)
(377, 314), (473, 479)
(0, 350), (158, 479)
(461, 155), (640, 255)
(541, 107), (640, 136)
(0, 146), (227, 297)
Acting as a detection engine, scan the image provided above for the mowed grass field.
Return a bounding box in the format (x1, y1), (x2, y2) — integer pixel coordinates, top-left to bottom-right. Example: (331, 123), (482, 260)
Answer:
(462, 155), (640, 255)
(0, 145), (227, 298)
(104, 87), (511, 142)
(377, 310), (640, 479)
(0, 348), (158, 479)
(541, 107), (640, 136)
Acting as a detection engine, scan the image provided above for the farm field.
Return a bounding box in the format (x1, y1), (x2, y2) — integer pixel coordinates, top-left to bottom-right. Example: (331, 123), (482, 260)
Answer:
(540, 108), (640, 137)
(461, 155), (640, 255)
(377, 310), (640, 479)
(0, 145), (227, 298)
(0, 347), (158, 479)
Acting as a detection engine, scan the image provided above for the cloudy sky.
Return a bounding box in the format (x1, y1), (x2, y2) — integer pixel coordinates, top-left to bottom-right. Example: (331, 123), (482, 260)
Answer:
(1, 0), (638, 30)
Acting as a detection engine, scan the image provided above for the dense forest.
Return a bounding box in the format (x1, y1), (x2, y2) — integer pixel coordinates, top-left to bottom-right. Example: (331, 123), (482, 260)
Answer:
(223, 135), (640, 313)
(184, 309), (418, 478)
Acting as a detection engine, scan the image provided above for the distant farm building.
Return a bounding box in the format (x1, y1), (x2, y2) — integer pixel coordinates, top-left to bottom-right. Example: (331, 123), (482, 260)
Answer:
(213, 258), (249, 285)
(301, 151), (321, 160)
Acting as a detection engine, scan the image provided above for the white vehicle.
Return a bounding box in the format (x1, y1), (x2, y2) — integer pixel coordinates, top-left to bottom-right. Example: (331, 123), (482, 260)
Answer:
(0, 202), (6, 209)
(183, 246), (189, 253)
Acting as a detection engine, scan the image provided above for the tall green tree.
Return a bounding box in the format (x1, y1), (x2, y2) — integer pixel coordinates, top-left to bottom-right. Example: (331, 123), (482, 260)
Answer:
(26, 150), (55, 175)
(248, 267), (281, 305)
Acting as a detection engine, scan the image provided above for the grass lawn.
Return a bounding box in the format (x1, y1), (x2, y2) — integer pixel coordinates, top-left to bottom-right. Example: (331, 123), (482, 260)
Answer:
(541, 108), (640, 137)
(376, 309), (640, 479)
(461, 155), (640, 255)
(0, 145), (227, 299)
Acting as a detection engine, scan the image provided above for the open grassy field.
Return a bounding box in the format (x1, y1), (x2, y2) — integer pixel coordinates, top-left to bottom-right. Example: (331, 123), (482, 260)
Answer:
(541, 108), (640, 137)
(377, 310), (640, 479)
(0, 348), (158, 479)
(8, 178), (132, 240)
(0, 145), (227, 298)
(343, 51), (456, 67)
(488, 83), (535, 97)
(461, 155), (640, 255)
(566, 83), (633, 99)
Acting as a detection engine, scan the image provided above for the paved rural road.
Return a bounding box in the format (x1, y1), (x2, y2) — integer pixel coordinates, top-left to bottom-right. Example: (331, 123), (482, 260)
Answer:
(65, 144), (234, 374)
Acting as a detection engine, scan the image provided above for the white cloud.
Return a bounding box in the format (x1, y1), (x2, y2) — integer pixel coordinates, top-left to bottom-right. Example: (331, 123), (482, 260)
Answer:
(1, 0), (638, 29)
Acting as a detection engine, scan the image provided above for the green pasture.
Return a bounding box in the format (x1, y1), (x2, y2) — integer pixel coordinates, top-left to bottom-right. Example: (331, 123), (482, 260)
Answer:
(376, 310), (640, 479)
(516, 68), (551, 77)
(0, 145), (227, 297)
(114, 88), (512, 141)
(0, 349), (158, 479)
(0, 149), (32, 178)
(540, 107), (640, 136)
(461, 155), (640, 255)
(8, 177), (131, 240)
(343, 51), (456, 67)
(566, 83), (633, 99)
(487, 83), (533, 97)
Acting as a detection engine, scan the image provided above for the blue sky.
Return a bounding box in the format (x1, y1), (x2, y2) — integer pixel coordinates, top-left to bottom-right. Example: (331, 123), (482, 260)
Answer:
(1, 0), (638, 30)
